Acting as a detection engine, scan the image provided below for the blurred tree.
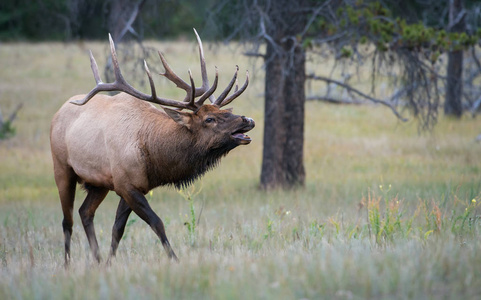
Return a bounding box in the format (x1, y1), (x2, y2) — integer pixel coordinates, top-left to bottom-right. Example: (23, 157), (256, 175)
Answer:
(0, 0), (213, 40)
(211, 0), (481, 189)
(383, 0), (481, 117)
(210, 0), (315, 189)
(0, 0), (69, 40)
(445, 0), (465, 117)
(259, 0), (308, 189)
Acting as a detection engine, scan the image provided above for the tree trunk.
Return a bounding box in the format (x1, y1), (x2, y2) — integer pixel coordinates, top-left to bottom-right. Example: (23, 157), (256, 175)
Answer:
(283, 41), (306, 187)
(445, 0), (465, 117)
(261, 42), (287, 188)
(260, 32), (306, 189)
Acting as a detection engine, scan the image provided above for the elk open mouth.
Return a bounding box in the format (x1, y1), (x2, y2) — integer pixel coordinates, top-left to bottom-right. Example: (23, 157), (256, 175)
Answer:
(231, 129), (252, 145)
(232, 117), (255, 145)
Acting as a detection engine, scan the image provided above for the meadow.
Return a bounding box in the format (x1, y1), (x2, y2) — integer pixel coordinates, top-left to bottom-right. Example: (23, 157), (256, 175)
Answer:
(0, 40), (480, 299)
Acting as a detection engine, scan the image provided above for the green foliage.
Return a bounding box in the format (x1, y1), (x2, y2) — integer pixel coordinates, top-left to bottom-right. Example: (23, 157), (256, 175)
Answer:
(253, 187), (479, 250)
(451, 198), (480, 234)
(264, 218), (274, 239)
(140, 0), (216, 39)
(311, 1), (481, 58)
(362, 188), (480, 246)
(364, 186), (409, 245)
(309, 220), (324, 237)
(178, 184), (203, 247)
(0, 121), (15, 140)
(0, 0), (214, 41)
(0, 0), (69, 40)
(340, 47), (353, 58)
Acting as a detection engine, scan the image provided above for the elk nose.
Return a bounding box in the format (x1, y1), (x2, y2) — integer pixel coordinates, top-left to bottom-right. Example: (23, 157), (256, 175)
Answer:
(242, 116), (255, 125)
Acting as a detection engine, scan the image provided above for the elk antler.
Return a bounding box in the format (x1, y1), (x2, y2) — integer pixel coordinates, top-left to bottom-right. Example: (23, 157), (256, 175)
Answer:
(191, 28), (248, 107)
(71, 29), (248, 110)
(213, 66), (249, 107)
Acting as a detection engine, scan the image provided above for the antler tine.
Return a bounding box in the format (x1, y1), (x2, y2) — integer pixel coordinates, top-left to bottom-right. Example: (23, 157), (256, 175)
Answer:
(108, 34), (123, 83)
(233, 79), (239, 93)
(213, 66), (239, 106)
(70, 34), (125, 105)
(89, 50), (102, 84)
(187, 70), (196, 109)
(219, 71), (249, 107)
(196, 67), (219, 106)
(143, 60), (157, 100)
(158, 50), (196, 103)
(158, 51), (190, 92)
(69, 50), (104, 105)
(193, 28), (210, 97)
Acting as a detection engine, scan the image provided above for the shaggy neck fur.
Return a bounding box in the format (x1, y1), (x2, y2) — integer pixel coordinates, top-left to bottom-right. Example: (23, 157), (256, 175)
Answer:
(139, 116), (235, 190)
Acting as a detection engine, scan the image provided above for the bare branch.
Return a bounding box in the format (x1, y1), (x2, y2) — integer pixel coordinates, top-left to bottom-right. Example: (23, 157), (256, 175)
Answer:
(307, 74), (407, 121)
(8, 104), (23, 124)
(306, 96), (363, 105)
(0, 103), (22, 130)
(299, 0), (333, 38)
(116, 0), (147, 42)
(243, 51), (265, 58)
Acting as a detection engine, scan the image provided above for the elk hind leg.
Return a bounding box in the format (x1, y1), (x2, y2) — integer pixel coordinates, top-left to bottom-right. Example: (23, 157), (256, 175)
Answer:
(123, 189), (178, 261)
(78, 185), (109, 263)
(54, 168), (77, 267)
(107, 197), (132, 263)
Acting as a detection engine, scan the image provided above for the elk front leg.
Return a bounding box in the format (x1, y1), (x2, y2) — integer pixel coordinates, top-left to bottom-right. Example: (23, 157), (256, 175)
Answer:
(78, 185), (109, 263)
(108, 197), (132, 262)
(122, 189), (178, 261)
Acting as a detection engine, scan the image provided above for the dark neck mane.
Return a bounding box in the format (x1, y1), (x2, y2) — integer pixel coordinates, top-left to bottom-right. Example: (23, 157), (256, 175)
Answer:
(139, 118), (233, 190)
(175, 146), (230, 189)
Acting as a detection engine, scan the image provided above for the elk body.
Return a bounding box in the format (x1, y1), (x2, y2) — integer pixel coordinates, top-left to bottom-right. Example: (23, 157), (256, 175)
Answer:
(50, 30), (254, 265)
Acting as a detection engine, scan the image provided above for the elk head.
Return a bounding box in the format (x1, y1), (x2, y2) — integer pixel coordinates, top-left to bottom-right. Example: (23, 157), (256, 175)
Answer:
(164, 105), (254, 147)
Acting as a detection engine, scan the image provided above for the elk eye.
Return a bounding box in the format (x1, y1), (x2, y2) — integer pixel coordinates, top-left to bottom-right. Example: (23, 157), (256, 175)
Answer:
(205, 117), (215, 123)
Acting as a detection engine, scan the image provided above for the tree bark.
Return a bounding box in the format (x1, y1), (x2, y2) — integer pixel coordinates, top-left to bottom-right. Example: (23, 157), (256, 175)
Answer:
(261, 42), (287, 188)
(261, 43), (306, 189)
(445, 0), (465, 117)
(282, 41), (306, 187)
(260, 0), (307, 189)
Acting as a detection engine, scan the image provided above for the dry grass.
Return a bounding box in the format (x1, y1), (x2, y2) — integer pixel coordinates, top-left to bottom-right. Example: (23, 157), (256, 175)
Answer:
(0, 40), (481, 299)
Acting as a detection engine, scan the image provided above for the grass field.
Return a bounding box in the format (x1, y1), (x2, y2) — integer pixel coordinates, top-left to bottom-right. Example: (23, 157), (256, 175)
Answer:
(1, 40), (481, 299)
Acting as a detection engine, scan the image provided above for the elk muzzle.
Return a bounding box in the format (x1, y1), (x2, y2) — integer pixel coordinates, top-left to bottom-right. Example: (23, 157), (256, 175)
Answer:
(232, 116), (255, 145)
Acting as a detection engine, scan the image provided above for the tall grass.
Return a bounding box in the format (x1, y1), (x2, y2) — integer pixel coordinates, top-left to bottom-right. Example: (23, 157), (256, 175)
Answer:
(0, 41), (480, 299)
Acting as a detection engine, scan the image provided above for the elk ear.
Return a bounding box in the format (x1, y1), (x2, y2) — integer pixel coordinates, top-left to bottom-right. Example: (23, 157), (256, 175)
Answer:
(224, 107), (233, 113)
(163, 107), (192, 129)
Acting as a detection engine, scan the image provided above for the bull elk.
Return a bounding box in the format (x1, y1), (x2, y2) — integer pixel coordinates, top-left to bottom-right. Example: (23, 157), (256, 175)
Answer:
(50, 29), (254, 265)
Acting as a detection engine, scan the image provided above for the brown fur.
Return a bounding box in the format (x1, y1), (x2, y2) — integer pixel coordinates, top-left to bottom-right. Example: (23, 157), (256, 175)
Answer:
(50, 92), (254, 265)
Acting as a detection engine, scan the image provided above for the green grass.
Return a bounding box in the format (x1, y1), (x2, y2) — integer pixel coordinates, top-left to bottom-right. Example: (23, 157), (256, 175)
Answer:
(1, 41), (481, 299)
